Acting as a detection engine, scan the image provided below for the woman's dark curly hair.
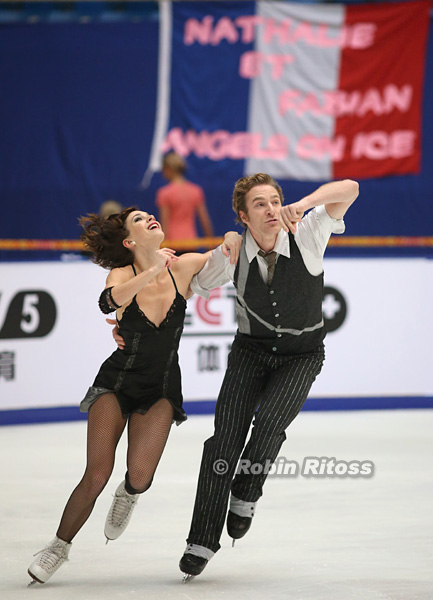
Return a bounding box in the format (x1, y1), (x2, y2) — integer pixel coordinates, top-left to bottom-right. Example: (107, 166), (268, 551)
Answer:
(79, 206), (137, 269)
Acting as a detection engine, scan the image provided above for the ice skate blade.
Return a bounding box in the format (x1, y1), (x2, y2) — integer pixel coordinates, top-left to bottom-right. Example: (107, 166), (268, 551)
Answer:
(27, 569), (44, 586)
(182, 573), (195, 583)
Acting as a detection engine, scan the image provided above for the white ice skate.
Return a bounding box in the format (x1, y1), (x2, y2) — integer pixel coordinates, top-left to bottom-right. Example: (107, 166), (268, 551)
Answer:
(28, 536), (71, 585)
(104, 480), (139, 543)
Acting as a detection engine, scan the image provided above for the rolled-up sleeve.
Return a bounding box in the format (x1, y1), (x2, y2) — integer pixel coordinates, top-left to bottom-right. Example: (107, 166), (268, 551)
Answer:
(190, 245), (233, 299)
(294, 205), (346, 275)
(314, 204), (345, 236)
(298, 205), (345, 256)
(321, 204), (345, 233)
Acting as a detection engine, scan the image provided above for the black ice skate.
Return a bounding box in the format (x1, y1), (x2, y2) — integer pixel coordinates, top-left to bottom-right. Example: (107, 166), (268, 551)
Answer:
(179, 553), (208, 582)
(227, 510), (253, 546)
(179, 549), (210, 583)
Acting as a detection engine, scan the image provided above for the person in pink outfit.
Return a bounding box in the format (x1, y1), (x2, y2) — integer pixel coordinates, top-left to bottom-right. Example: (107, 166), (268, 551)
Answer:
(156, 153), (214, 242)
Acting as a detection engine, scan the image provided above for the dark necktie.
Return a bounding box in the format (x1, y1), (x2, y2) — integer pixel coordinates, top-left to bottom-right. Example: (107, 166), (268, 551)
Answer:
(258, 250), (277, 285)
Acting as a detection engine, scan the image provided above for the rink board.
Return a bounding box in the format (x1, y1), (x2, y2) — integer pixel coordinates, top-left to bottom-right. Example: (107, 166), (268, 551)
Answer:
(0, 258), (432, 424)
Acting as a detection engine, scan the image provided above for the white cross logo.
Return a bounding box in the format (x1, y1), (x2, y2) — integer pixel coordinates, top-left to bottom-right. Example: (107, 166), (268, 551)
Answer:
(322, 293), (341, 320)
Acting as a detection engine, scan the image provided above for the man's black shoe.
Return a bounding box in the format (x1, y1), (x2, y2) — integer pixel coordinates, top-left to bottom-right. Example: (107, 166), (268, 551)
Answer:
(179, 553), (208, 577)
(227, 510), (252, 540)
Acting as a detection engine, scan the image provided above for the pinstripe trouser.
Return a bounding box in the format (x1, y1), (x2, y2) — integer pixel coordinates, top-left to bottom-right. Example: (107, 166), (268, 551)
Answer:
(186, 337), (325, 553)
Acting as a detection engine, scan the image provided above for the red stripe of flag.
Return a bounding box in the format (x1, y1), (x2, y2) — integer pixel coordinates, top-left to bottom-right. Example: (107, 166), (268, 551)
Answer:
(334, 0), (430, 179)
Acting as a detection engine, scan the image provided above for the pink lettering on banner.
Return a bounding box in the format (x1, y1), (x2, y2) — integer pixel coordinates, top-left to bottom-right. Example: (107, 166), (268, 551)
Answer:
(278, 90), (301, 115)
(358, 88), (394, 117)
(183, 15), (377, 49)
(207, 130), (231, 160)
(229, 133), (257, 160)
(210, 16), (239, 45)
(178, 1), (428, 179)
(333, 1), (428, 179)
(325, 91), (362, 117)
(351, 131), (416, 160)
(280, 21), (377, 49)
(161, 129), (210, 157)
(347, 23), (377, 49)
(316, 24), (343, 49)
(291, 22), (316, 45)
(278, 85), (413, 117)
(240, 52), (294, 80)
(331, 24), (378, 49)
(161, 128), (188, 156)
(184, 130), (209, 157)
(263, 17), (292, 45)
(184, 15), (262, 46)
(162, 129), (289, 160)
(279, 91), (323, 116)
(253, 134), (288, 159)
(296, 135), (346, 161)
(383, 84), (413, 113)
(184, 16), (214, 45)
(163, 128), (422, 164)
(234, 15), (264, 44)
(239, 51), (262, 79)
(267, 54), (295, 79)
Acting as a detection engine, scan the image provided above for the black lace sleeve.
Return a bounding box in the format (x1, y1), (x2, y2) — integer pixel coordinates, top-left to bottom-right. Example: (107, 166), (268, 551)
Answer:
(98, 287), (121, 314)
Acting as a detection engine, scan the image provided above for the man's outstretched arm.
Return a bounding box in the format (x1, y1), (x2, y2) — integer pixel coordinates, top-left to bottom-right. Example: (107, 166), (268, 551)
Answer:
(279, 179), (359, 232)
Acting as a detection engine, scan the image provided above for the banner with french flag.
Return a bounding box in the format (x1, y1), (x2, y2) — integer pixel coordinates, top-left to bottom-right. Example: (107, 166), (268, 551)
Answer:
(146, 0), (430, 183)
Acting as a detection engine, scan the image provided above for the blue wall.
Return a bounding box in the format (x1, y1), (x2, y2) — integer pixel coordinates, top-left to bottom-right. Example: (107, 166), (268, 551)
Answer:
(0, 4), (432, 260)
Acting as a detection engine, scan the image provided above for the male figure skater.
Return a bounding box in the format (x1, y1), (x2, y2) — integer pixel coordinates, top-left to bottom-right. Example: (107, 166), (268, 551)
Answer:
(180, 173), (358, 579)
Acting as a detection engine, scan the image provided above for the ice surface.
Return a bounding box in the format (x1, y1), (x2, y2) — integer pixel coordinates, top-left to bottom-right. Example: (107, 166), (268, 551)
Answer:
(1, 409), (432, 599)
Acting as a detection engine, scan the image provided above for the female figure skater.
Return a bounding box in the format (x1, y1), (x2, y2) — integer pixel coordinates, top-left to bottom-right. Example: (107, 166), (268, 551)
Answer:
(28, 207), (241, 584)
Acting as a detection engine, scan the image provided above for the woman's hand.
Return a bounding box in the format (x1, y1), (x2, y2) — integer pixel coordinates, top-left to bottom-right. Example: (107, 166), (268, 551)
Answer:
(154, 248), (179, 272)
(222, 231), (243, 265)
(106, 318), (125, 350)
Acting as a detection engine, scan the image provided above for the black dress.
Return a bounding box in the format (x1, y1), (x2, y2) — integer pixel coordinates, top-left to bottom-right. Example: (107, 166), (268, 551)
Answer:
(80, 267), (187, 425)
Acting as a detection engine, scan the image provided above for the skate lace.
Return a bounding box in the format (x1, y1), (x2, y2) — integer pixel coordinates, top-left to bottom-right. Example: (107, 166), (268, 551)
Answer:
(33, 543), (68, 571)
(109, 491), (137, 526)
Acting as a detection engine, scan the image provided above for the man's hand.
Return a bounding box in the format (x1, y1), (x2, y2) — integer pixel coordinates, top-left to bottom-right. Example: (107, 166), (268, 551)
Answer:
(106, 318), (125, 350)
(222, 231), (243, 264)
(278, 203), (305, 234)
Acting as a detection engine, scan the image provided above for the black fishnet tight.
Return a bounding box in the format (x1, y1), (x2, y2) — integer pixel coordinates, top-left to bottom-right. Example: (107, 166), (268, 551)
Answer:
(56, 394), (173, 542)
(126, 399), (174, 493)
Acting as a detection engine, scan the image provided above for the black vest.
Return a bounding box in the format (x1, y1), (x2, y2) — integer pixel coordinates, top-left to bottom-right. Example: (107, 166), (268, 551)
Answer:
(233, 232), (325, 355)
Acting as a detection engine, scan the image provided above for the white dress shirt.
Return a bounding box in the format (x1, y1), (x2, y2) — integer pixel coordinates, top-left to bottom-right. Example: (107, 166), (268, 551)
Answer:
(191, 205), (345, 299)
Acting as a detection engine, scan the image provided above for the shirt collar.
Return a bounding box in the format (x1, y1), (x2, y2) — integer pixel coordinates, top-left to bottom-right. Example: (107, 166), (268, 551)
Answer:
(244, 228), (291, 263)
